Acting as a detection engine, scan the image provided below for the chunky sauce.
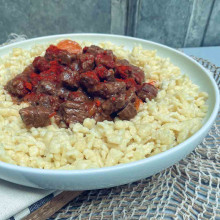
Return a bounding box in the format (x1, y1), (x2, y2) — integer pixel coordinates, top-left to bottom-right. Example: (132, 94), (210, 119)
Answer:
(5, 40), (158, 128)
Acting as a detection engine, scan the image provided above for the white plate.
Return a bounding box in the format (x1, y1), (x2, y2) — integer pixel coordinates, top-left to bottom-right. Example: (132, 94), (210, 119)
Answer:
(0, 34), (219, 190)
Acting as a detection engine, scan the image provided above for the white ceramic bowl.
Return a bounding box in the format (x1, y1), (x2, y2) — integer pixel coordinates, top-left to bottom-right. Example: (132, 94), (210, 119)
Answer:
(0, 34), (219, 190)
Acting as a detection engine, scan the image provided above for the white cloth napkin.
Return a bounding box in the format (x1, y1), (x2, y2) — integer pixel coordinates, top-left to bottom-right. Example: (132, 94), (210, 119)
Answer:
(0, 179), (53, 220)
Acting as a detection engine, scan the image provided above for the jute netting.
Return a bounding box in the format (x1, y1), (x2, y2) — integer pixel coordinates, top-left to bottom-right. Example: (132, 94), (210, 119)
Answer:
(51, 58), (220, 220)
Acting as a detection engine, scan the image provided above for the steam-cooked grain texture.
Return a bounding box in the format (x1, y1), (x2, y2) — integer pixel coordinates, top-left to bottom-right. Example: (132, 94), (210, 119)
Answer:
(0, 41), (208, 169)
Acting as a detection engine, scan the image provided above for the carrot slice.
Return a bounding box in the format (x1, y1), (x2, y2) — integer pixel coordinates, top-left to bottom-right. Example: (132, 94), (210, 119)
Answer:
(95, 100), (101, 107)
(135, 98), (143, 111)
(57, 40), (82, 54)
(49, 112), (56, 118)
(148, 80), (156, 86)
(25, 82), (32, 90)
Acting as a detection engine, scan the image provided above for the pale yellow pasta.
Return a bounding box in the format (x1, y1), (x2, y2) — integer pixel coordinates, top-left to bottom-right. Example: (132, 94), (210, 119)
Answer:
(0, 41), (208, 169)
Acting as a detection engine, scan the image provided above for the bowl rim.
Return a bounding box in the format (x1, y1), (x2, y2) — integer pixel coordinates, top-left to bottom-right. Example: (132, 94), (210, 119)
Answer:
(0, 33), (219, 175)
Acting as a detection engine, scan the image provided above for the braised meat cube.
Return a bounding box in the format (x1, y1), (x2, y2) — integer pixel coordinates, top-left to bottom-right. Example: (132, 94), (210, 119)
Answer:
(80, 71), (100, 89)
(87, 81), (126, 99)
(136, 83), (158, 101)
(78, 53), (95, 72)
(129, 65), (145, 84)
(70, 61), (80, 71)
(57, 87), (70, 100)
(19, 106), (51, 128)
(68, 90), (91, 103)
(95, 65), (115, 82)
(37, 80), (57, 95)
(45, 45), (76, 65)
(38, 71), (57, 83)
(59, 101), (89, 124)
(37, 95), (61, 110)
(92, 111), (112, 122)
(6, 76), (28, 97)
(115, 59), (130, 66)
(105, 69), (115, 82)
(101, 88), (136, 116)
(118, 102), (137, 120)
(58, 50), (76, 65)
(115, 59), (145, 84)
(60, 69), (79, 90)
(95, 53), (115, 68)
(125, 88), (137, 103)
(83, 45), (104, 56)
(45, 45), (60, 61)
(84, 45), (115, 60)
(103, 50), (116, 60)
(22, 64), (35, 76)
(33, 56), (50, 72)
(24, 94), (60, 111)
(101, 93), (126, 115)
(124, 78), (137, 90)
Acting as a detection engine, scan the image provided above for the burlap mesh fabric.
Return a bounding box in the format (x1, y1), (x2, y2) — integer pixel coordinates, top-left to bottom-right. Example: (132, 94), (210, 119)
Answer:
(50, 58), (220, 220)
(1, 35), (220, 219)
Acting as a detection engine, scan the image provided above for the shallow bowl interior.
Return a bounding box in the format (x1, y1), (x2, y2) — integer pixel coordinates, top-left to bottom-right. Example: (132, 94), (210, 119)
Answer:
(0, 34), (219, 190)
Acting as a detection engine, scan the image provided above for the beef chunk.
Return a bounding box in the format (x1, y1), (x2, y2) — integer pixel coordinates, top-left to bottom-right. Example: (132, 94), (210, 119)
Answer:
(92, 111), (112, 122)
(129, 65), (145, 84)
(70, 61), (80, 71)
(78, 53), (95, 72)
(95, 53), (115, 68)
(19, 106), (51, 128)
(60, 69), (79, 90)
(87, 81), (126, 99)
(6, 76), (28, 97)
(24, 94), (60, 111)
(125, 88), (137, 103)
(80, 71), (100, 89)
(115, 59), (130, 66)
(45, 45), (59, 61)
(45, 45), (76, 65)
(118, 102), (137, 120)
(124, 78), (137, 90)
(59, 101), (89, 124)
(44, 45), (59, 61)
(83, 45), (104, 56)
(105, 69), (115, 82)
(95, 65), (115, 82)
(68, 90), (91, 103)
(57, 87), (70, 100)
(136, 83), (158, 101)
(37, 80), (57, 95)
(58, 51), (76, 65)
(22, 64), (35, 76)
(84, 45), (115, 61)
(37, 95), (60, 110)
(103, 50), (115, 60)
(115, 59), (145, 84)
(33, 56), (50, 72)
(101, 93), (126, 115)
(101, 88), (136, 116)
